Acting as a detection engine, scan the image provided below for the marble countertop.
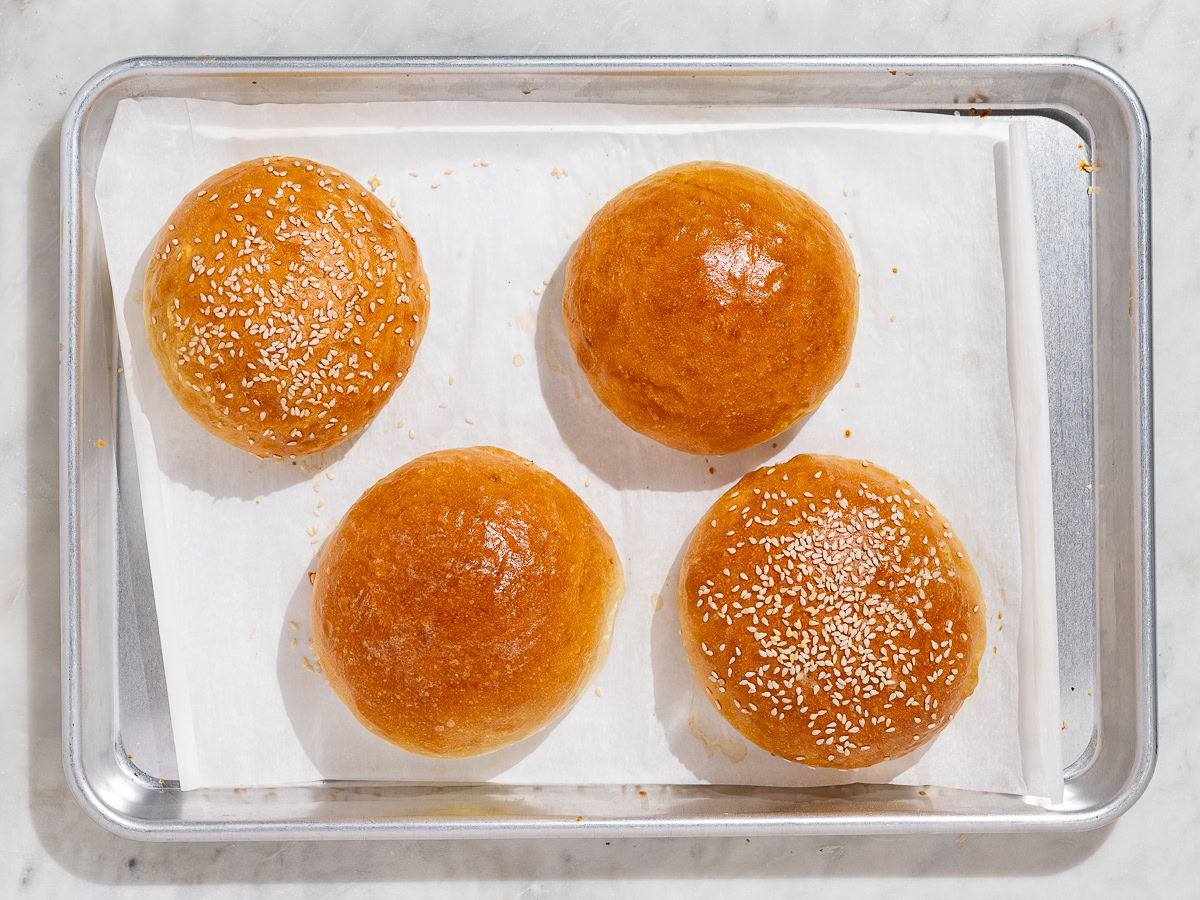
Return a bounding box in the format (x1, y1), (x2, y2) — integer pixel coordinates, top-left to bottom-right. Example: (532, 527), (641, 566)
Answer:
(2, 1), (1196, 896)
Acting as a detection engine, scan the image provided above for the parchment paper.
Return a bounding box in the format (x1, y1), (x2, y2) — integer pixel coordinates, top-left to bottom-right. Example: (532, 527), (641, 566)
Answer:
(95, 98), (1061, 800)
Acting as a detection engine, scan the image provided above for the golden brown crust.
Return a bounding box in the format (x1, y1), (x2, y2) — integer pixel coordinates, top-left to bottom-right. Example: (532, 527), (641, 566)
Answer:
(563, 161), (858, 456)
(677, 454), (986, 768)
(143, 156), (429, 458)
(311, 446), (625, 758)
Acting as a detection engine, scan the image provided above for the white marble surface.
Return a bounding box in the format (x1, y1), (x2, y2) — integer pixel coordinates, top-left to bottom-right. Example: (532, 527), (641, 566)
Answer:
(1, 0), (1196, 896)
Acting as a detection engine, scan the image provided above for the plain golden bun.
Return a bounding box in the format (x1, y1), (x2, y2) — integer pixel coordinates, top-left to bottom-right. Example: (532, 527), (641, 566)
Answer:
(311, 446), (625, 758)
(143, 156), (429, 458)
(563, 161), (858, 456)
(677, 454), (985, 768)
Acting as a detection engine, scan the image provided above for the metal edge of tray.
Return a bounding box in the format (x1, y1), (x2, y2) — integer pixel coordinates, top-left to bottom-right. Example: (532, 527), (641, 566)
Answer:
(59, 54), (1154, 840)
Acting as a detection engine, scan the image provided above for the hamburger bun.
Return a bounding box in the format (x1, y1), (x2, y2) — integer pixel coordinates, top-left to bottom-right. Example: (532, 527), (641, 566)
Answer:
(311, 446), (625, 758)
(677, 454), (985, 768)
(143, 156), (429, 458)
(563, 161), (858, 456)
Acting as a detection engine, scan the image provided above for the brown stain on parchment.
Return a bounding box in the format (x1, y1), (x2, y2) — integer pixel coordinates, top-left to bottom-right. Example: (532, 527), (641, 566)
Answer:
(688, 684), (747, 763)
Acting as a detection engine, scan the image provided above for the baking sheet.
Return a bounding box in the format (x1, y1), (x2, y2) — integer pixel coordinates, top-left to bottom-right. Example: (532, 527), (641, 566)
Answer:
(94, 98), (1061, 799)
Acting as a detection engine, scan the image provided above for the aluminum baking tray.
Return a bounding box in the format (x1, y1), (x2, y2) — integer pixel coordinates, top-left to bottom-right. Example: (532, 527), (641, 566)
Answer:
(59, 55), (1154, 840)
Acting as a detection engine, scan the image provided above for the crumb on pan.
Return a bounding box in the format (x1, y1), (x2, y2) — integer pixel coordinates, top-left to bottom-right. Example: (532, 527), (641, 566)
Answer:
(512, 354), (525, 368)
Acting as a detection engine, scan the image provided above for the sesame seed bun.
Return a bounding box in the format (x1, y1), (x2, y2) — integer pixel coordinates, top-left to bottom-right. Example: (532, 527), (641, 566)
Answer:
(562, 161), (858, 456)
(143, 156), (429, 459)
(311, 446), (625, 758)
(677, 454), (986, 768)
